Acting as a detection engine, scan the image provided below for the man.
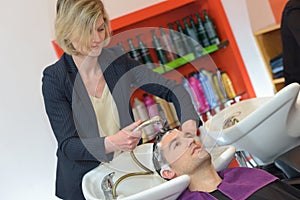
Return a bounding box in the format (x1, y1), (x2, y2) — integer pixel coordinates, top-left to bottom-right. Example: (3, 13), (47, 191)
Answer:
(152, 129), (300, 200)
(281, 0), (300, 85)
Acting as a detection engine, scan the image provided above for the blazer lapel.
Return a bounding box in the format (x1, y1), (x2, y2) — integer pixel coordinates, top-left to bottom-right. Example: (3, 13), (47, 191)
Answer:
(64, 54), (99, 138)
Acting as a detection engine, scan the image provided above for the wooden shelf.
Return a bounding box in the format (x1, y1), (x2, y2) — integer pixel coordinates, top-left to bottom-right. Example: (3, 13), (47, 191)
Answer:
(254, 24), (280, 36)
(273, 77), (284, 84)
(254, 24), (283, 92)
(110, 0), (195, 31)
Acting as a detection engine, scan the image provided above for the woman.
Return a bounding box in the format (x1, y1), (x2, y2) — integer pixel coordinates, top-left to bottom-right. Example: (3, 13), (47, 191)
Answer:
(42, 0), (201, 199)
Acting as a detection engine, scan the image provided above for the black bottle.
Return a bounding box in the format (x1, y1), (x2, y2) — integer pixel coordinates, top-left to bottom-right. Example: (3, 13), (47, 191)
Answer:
(159, 27), (178, 61)
(175, 20), (192, 55)
(168, 23), (186, 57)
(117, 41), (126, 52)
(183, 17), (199, 43)
(195, 12), (210, 47)
(203, 9), (220, 45)
(136, 35), (154, 69)
(128, 38), (142, 63)
(183, 17), (203, 57)
(151, 29), (168, 65)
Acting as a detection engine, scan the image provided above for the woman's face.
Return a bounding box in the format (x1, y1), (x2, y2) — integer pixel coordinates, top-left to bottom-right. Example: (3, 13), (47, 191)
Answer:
(72, 16), (106, 57)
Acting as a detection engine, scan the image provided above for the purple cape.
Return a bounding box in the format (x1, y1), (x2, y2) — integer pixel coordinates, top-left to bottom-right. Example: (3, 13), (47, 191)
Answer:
(178, 167), (278, 200)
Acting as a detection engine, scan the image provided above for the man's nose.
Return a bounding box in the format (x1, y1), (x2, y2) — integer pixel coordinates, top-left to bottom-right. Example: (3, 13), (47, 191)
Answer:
(186, 137), (195, 147)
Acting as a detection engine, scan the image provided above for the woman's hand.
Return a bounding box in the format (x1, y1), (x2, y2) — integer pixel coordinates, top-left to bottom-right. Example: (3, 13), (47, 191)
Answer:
(105, 120), (142, 153)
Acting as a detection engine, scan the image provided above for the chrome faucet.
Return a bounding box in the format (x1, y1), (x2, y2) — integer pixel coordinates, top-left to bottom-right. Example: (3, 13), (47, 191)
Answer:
(100, 116), (166, 199)
(101, 172), (115, 200)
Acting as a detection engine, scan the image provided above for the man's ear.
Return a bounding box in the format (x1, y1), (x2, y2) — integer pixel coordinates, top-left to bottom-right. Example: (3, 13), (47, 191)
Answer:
(161, 169), (176, 179)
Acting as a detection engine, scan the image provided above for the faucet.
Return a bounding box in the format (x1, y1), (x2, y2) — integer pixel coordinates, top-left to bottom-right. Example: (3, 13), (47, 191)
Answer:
(100, 116), (166, 199)
(101, 172), (115, 200)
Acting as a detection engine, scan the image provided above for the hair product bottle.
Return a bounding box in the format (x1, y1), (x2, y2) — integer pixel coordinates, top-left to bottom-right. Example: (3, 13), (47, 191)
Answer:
(117, 41), (126, 52)
(203, 9), (220, 45)
(136, 35), (154, 69)
(133, 98), (155, 141)
(195, 12), (210, 47)
(168, 23), (186, 57)
(197, 69), (219, 109)
(143, 94), (161, 131)
(188, 74), (209, 114)
(183, 17), (203, 58)
(151, 29), (169, 65)
(159, 27), (178, 61)
(212, 69), (227, 103)
(182, 77), (200, 114)
(221, 71), (236, 99)
(154, 96), (177, 129)
(175, 20), (192, 55)
(128, 38), (142, 63)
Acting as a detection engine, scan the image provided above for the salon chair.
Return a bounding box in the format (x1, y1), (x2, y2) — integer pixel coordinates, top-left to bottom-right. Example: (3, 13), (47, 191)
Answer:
(273, 145), (300, 189)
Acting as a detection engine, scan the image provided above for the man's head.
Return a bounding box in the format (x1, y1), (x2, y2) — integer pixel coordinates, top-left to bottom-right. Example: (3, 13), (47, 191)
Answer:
(152, 129), (211, 180)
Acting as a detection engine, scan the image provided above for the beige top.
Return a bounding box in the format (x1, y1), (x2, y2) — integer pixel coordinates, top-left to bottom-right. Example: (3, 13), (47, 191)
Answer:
(89, 84), (120, 137)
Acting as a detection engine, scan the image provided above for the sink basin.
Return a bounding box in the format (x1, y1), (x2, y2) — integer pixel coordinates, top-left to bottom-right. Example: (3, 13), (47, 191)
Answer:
(82, 143), (235, 200)
(203, 83), (300, 165)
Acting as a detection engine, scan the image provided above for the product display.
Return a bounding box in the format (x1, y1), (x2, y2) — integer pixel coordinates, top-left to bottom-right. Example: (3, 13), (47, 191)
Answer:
(122, 7), (239, 121)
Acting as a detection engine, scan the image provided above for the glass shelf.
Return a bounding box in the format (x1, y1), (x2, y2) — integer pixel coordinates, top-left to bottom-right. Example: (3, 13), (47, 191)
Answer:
(153, 40), (229, 74)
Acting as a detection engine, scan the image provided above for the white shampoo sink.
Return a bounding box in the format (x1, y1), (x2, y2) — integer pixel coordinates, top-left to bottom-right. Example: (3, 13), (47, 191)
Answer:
(82, 143), (235, 200)
(204, 83), (300, 165)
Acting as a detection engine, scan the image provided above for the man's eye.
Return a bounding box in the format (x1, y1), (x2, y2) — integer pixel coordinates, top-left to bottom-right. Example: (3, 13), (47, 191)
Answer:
(185, 132), (193, 138)
(97, 28), (104, 32)
(173, 142), (181, 149)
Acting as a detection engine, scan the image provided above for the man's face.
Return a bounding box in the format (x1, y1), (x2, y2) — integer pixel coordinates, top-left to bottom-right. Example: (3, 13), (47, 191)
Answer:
(160, 129), (210, 177)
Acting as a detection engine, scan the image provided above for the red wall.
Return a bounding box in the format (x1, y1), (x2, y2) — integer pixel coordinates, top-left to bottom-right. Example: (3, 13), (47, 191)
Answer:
(268, 0), (288, 24)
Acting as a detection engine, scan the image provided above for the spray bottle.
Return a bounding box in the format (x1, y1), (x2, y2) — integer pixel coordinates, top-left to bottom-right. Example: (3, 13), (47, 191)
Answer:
(221, 71), (236, 99)
(133, 98), (155, 141)
(188, 73), (209, 114)
(143, 94), (161, 132)
(197, 69), (219, 109)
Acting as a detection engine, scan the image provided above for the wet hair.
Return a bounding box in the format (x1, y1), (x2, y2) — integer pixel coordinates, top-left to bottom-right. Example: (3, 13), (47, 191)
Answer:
(152, 129), (173, 180)
(55, 0), (111, 55)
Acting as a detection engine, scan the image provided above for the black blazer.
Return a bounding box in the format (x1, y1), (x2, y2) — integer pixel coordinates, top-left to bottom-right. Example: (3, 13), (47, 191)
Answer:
(281, 0), (300, 85)
(42, 46), (200, 200)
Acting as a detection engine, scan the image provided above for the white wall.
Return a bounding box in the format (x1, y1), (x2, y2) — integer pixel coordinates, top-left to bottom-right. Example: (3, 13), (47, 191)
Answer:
(0, 0), (59, 199)
(222, 0), (275, 97)
(246, 0), (276, 32)
(102, 0), (166, 19)
(0, 1), (167, 199)
(0, 0), (278, 199)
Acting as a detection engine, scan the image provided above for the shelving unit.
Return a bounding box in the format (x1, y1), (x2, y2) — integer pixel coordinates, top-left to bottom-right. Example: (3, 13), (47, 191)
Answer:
(111, 0), (255, 99)
(254, 24), (285, 92)
(52, 0), (255, 99)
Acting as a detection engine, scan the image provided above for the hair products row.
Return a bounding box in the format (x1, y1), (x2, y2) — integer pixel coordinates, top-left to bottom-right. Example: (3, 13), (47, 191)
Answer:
(117, 9), (220, 69)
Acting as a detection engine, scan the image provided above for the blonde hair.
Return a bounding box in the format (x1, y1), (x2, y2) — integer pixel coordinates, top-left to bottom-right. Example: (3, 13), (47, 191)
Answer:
(55, 0), (111, 55)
